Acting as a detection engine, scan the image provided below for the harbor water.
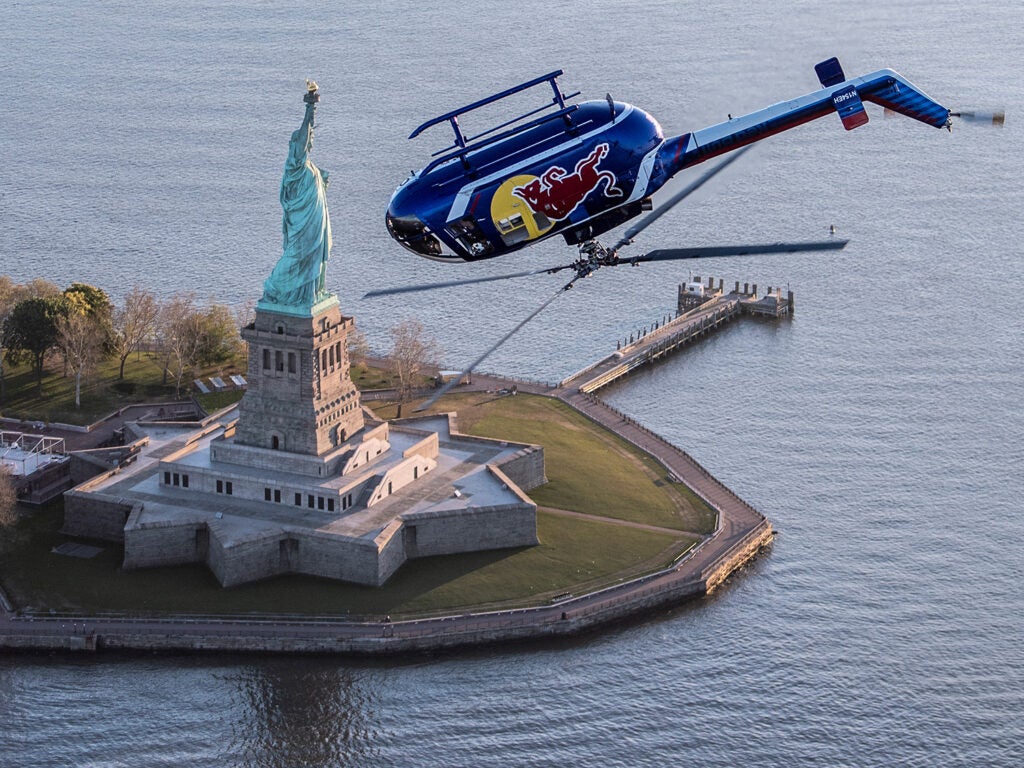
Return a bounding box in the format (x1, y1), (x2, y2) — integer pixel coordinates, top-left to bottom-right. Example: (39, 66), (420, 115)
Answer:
(1, 1), (1022, 765)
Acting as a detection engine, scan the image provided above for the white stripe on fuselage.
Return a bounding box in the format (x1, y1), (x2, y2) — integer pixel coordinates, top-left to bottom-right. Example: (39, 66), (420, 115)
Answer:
(446, 105), (637, 221)
(625, 141), (667, 204)
(689, 69), (903, 149)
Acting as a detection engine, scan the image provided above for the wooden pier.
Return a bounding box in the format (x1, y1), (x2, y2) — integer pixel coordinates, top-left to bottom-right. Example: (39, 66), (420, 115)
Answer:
(563, 276), (794, 394)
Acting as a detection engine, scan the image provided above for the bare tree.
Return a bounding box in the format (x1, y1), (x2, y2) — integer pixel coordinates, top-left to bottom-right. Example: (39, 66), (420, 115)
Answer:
(388, 320), (441, 417)
(156, 293), (207, 398)
(111, 286), (159, 380)
(57, 311), (105, 408)
(347, 326), (370, 372)
(0, 466), (17, 536)
(233, 297), (256, 331)
(22, 278), (61, 299)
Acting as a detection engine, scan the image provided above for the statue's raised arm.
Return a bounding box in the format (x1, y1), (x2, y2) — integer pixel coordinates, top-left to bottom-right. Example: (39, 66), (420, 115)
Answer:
(260, 81), (334, 311)
(286, 82), (318, 169)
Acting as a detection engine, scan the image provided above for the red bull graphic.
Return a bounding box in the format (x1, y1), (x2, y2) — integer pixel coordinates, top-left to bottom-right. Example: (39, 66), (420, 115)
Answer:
(512, 143), (623, 221)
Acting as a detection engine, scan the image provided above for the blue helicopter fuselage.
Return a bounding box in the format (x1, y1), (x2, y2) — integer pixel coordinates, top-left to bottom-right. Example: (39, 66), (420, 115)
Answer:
(386, 63), (950, 262)
(388, 99), (672, 261)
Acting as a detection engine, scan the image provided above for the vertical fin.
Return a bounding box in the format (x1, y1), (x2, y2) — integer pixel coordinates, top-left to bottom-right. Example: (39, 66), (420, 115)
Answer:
(815, 57), (847, 87)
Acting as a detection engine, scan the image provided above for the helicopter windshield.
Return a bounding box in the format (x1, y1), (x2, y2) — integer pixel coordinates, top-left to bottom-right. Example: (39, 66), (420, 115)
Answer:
(386, 212), (446, 258)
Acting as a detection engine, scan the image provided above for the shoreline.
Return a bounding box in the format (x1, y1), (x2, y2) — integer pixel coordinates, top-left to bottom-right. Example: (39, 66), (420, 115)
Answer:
(1, 294), (776, 656)
(0, 378), (773, 656)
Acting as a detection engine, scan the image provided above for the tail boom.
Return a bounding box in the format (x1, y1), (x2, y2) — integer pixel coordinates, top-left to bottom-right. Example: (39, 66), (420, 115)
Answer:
(657, 65), (951, 175)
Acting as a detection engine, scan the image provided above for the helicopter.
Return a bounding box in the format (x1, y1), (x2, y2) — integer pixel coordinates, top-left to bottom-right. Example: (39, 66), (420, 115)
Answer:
(373, 57), (1001, 408)
(384, 56), (972, 264)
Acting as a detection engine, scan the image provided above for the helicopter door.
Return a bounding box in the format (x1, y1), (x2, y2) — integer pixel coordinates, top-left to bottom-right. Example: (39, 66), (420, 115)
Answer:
(496, 213), (530, 245)
(445, 216), (495, 259)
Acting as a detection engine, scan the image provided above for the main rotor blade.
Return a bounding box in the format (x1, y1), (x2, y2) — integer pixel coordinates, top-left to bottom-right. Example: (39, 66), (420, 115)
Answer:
(630, 239), (849, 264)
(414, 287), (566, 412)
(363, 264), (575, 298)
(613, 144), (753, 250)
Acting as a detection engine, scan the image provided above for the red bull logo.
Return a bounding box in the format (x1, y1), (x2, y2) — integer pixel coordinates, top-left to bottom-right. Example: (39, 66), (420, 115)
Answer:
(512, 143), (623, 221)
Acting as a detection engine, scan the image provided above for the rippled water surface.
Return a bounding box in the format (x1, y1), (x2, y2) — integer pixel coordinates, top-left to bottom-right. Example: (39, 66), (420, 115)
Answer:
(2, 1), (1022, 766)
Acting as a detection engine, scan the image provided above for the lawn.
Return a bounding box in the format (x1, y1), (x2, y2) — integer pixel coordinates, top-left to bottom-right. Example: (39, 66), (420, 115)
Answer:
(2, 504), (693, 618)
(1, 351), (246, 426)
(374, 392), (717, 534)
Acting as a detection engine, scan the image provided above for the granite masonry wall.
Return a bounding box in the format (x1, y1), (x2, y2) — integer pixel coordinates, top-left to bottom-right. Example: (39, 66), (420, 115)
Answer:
(496, 446), (547, 491)
(63, 484), (137, 542)
(122, 514), (206, 569)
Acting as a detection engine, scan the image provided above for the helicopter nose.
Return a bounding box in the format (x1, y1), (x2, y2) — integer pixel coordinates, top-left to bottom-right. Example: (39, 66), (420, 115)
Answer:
(386, 211), (453, 259)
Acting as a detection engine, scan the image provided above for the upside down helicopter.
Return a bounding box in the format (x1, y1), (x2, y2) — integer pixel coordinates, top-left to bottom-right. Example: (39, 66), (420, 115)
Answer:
(371, 57), (1001, 408)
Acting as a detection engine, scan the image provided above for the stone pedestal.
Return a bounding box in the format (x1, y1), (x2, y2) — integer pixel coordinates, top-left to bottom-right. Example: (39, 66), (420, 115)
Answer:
(233, 296), (365, 457)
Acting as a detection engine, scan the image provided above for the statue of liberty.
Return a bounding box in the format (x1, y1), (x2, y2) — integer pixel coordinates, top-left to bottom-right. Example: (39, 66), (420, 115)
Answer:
(261, 81), (333, 309)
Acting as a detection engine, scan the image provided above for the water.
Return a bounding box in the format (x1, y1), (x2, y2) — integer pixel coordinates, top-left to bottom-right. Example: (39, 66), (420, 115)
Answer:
(2, 1), (1023, 765)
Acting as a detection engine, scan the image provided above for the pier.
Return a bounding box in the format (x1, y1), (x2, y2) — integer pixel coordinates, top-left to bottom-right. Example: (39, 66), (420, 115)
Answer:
(564, 276), (794, 394)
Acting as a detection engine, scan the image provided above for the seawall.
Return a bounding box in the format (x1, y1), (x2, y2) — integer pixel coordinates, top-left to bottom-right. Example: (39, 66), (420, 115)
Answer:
(0, 522), (771, 655)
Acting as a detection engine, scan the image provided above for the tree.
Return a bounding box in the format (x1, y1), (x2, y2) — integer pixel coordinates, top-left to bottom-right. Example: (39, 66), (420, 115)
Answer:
(196, 302), (243, 367)
(0, 466), (17, 538)
(63, 282), (112, 319)
(0, 277), (28, 402)
(387, 320), (441, 417)
(1, 278), (62, 400)
(57, 284), (112, 379)
(111, 286), (159, 379)
(347, 326), (370, 372)
(2, 296), (68, 396)
(57, 311), (105, 408)
(155, 293), (206, 398)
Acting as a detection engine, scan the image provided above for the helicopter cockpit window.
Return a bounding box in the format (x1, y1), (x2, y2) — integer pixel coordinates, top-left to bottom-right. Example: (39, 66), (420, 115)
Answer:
(446, 216), (494, 259)
(386, 213), (444, 257)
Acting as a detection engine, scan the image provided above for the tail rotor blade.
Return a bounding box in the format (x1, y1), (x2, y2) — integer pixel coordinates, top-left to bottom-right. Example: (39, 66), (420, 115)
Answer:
(631, 239), (849, 264)
(950, 109), (1005, 127)
(895, 107), (1007, 127)
(613, 144), (753, 250)
(414, 287), (567, 412)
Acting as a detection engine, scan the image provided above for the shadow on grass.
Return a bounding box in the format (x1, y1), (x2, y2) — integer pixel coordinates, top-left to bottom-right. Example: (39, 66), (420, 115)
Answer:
(2, 505), (690, 619)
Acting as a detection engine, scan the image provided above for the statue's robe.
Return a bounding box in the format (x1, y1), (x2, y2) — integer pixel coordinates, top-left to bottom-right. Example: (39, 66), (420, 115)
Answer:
(262, 107), (332, 308)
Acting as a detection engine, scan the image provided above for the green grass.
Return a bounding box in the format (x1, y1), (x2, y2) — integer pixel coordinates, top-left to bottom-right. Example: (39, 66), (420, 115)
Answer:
(196, 389), (245, 413)
(375, 392), (717, 533)
(2, 505), (693, 617)
(349, 363), (398, 390)
(1, 351), (246, 425)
